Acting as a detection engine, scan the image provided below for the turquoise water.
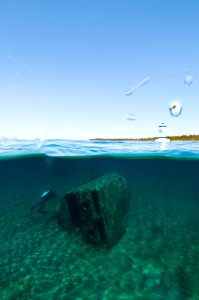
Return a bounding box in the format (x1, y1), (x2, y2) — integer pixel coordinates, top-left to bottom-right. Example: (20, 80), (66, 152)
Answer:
(0, 140), (199, 299)
(0, 138), (199, 158)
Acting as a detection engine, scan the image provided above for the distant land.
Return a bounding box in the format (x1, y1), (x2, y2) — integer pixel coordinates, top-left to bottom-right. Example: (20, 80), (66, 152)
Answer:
(90, 135), (199, 141)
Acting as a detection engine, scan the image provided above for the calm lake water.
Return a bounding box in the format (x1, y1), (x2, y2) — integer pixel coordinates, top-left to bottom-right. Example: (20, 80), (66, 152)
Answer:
(0, 138), (199, 158)
(0, 139), (199, 300)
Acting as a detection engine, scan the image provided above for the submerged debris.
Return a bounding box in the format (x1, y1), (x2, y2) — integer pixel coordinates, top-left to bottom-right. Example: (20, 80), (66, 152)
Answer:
(57, 173), (129, 248)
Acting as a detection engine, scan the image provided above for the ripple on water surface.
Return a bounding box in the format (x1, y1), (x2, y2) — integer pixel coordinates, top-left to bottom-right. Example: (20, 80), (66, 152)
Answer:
(0, 139), (199, 160)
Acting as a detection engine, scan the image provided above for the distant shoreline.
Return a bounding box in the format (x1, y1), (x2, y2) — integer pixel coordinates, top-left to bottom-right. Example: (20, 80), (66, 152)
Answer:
(90, 135), (199, 141)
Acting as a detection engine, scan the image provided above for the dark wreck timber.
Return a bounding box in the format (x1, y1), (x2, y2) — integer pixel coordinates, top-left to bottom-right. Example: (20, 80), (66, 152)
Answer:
(90, 134), (199, 141)
(57, 173), (129, 248)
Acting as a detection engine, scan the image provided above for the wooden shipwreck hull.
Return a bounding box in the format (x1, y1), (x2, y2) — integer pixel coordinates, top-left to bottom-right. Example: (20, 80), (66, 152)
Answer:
(57, 173), (129, 248)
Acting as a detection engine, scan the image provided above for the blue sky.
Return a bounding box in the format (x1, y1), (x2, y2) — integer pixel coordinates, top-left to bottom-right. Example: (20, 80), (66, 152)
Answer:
(0, 0), (198, 139)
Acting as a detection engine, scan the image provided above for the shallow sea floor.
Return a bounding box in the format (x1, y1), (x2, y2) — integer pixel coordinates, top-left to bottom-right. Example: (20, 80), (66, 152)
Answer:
(0, 156), (199, 300)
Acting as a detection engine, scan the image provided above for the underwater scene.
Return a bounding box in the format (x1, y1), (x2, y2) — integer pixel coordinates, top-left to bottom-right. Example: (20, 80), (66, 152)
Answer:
(0, 140), (199, 300)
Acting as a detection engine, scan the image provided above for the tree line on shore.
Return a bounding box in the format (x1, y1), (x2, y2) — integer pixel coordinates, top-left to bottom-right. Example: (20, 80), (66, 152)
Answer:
(90, 135), (199, 141)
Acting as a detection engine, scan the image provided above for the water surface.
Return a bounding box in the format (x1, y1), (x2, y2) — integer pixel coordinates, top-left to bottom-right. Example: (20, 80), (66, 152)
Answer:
(0, 140), (199, 299)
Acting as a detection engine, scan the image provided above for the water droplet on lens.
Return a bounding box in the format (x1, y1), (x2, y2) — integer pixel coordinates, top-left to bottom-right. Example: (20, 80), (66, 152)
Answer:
(126, 114), (137, 121)
(125, 76), (150, 96)
(184, 68), (189, 73)
(184, 74), (194, 86)
(169, 100), (182, 117)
